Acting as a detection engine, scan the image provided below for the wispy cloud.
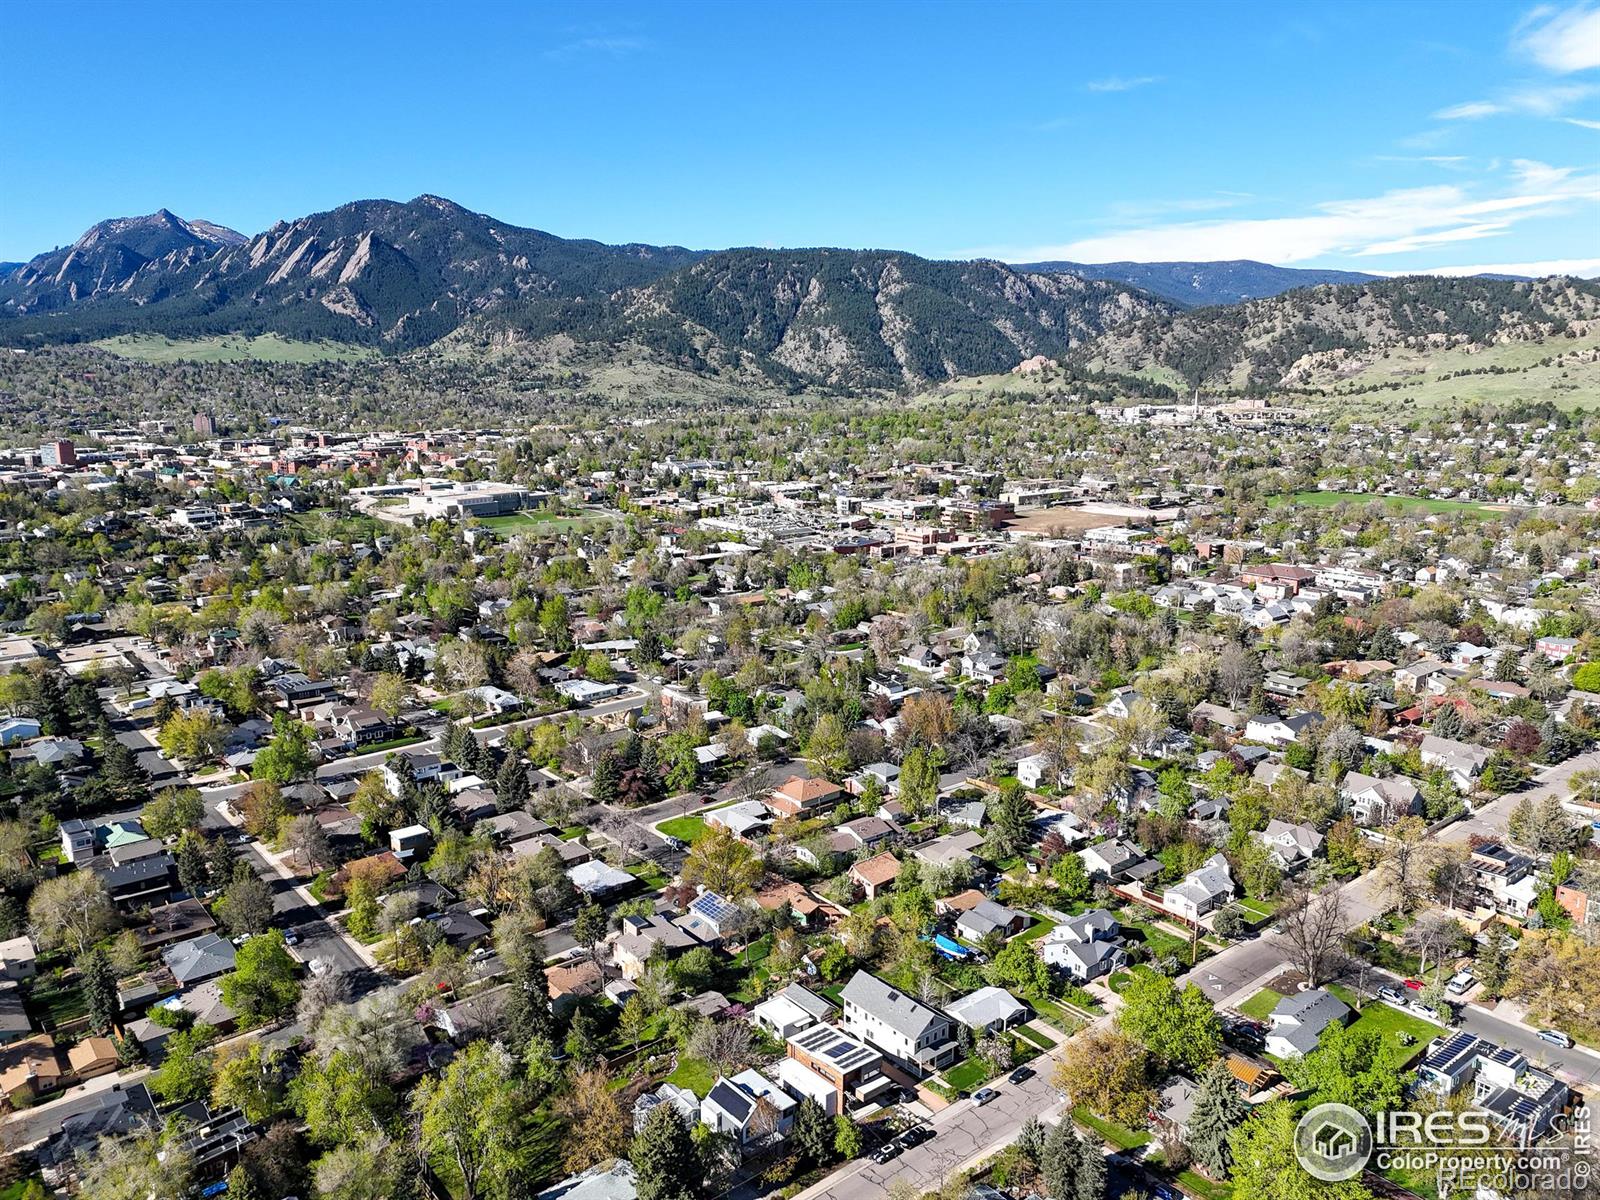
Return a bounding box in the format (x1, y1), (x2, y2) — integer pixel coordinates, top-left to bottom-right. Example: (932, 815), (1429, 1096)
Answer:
(981, 160), (1599, 264)
(1084, 75), (1161, 93)
(541, 35), (647, 60)
(1566, 116), (1600, 128)
(1374, 155), (1471, 168)
(1434, 82), (1595, 119)
(1514, 3), (1600, 73)
(1371, 257), (1600, 277)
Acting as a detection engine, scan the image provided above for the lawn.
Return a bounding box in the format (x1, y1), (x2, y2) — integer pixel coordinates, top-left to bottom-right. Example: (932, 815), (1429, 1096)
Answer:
(1236, 897), (1280, 918)
(666, 1055), (717, 1097)
(1236, 988), (1285, 1021)
(1015, 1024), (1057, 1049)
(1073, 1106), (1151, 1151)
(1330, 989), (1442, 1061)
(1028, 995), (1086, 1033)
(1266, 491), (1508, 516)
(1014, 919), (1057, 944)
(943, 1058), (992, 1092)
(93, 332), (377, 363)
(476, 511), (609, 536)
(657, 816), (708, 844)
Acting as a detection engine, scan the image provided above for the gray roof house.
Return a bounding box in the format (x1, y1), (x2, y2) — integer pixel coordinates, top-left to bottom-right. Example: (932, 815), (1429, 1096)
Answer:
(1265, 988), (1352, 1058)
(1038, 909), (1127, 981)
(839, 971), (958, 1074)
(162, 933), (236, 986)
(944, 986), (1029, 1034)
(954, 899), (1029, 943)
(1163, 854), (1235, 923)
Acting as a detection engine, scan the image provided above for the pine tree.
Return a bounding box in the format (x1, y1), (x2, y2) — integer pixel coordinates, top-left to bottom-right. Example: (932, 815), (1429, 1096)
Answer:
(176, 834), (209, 899)
(1074, 1134), (1106, 1200)
(1017, 1115), (1047, 1169)
(495, 758), (531, 813)
(792, 1098), (833, 1166)
(79, 948), (118, 1034)
(1042, 1118), (1082, 1200)
(632, 1101), (698, 1200)
(1187, 1059), (1248, 1179)
(591, 750), (621, 805)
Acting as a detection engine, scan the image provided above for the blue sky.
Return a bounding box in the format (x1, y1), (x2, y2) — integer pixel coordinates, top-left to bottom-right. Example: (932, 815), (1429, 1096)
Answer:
(2, 0), (1597, 273)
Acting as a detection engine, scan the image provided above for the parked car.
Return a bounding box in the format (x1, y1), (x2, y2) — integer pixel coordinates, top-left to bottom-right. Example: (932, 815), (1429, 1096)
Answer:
(1009, 1066), (1035, 1084)
(1378, 986), (1407, 1005)
(899, 1126), (934, 1149)
(1402, 979), (1424, 992)
(972, 1087), (998, 1106)
(1537, 1029), (1573, 1048)
(309, 958), (332, 977)
(870, 1140), (902, 1164)
(281, 927), (302, 946)
(1446, 971), (1475, 995)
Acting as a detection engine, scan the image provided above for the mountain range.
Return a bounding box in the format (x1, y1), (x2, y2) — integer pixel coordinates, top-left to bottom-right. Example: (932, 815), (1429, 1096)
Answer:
(1, 196), (1592, 393)
(1015, 259), (1383, 308)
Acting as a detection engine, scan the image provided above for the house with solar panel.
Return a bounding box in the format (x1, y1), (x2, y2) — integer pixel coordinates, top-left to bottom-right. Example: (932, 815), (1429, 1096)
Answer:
(1415, 1032), (1568, 1145)
(779, 1022), (893, 1115)
(683, 891), (746, 942)
(700, 1068), (797, 1151)
(839, 971), (958, 1076)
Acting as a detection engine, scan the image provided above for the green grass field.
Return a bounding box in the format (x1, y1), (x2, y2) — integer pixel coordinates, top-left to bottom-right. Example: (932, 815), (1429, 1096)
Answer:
(656, 815), (708, 844)
(93, 332), (377, 363)
(1267, 490), (1513, 516)
(665, 1054), (717, 1097)
(474, 511), (610, 536)
(1236, 987), (1284, 1021)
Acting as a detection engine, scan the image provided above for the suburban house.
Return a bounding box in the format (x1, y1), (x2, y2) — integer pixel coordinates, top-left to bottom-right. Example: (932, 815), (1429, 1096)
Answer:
(1189, 702), (1245, 734)
(768, 775), (842, 818)
(633, 1082), (699, 1133)
(912, 830), (986, 869)
(611, 914), (704, 980)
(839, 971), (958, 1075)
(162, 933), (236, 986)
(1415, 1032), (1569, 1145)
(751, 983), (835, 1040)
(1016, 752), (1057, 791)
(1421, 735), (1491, 792)
(1163, 853), (1236, 923)
(701, 1068), (797, 1150)
(780, 1022), (891, 1115)
(1037, 909), (1127, 982)
(1078, 839), (1153, 882)
(954, 899), (1029, 943)
(1253, 820), (1324, 869)
(1340, 772), (1423, 826)
(1264, 988), (1351, 1058)
(1244, 711), (1323, 746)
(944, 986), (1028, 1035)
(848, 852), (901, 899)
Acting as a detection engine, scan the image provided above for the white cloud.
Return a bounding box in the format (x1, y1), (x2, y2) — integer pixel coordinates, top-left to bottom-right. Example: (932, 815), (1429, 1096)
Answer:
(542, 35), (646, 60)
(1372, 257), (1600, 277)
(1515, 4), (1600, 73)
(987, 161), (1599, 264)
(1434, 82), (1595, 119)
(1566, 116), (1600, 128)
(1084, 75), (1160, 93)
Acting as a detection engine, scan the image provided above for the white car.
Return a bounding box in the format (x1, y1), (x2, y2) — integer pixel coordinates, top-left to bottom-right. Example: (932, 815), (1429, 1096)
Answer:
(309, 958), (332, 977)
(1446, 971), (1475, 995)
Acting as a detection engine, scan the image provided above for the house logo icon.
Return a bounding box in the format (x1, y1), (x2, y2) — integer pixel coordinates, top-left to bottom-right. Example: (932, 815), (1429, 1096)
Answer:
(1294, 1103), (1372, 1182)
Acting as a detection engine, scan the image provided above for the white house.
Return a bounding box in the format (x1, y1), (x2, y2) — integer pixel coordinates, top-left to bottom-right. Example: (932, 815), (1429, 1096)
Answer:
(1162, 853), (1235, 923)
(701, 1069), (796, 1150)
(839, 971), (958, 1075)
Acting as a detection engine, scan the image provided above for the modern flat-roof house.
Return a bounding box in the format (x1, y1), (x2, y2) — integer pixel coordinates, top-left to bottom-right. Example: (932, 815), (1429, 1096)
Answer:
(1467, 843), (1540, 918)
(839, 971), (958, 1076)
(751, 983), (834, 1039)
(1264, 988), (1351, 1058)
(781, 1022), (889, 1115)
(1415, 1032), (1568, 1145)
